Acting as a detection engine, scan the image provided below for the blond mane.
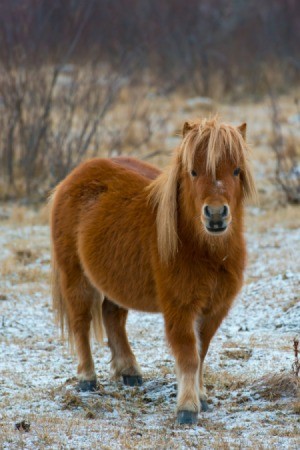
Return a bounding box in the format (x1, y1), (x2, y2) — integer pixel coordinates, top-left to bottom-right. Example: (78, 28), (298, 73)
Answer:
(148, 117), (257, 263)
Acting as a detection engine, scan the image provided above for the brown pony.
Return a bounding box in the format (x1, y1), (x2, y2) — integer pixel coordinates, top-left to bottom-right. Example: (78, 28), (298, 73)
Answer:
(50, 117), (257, 424)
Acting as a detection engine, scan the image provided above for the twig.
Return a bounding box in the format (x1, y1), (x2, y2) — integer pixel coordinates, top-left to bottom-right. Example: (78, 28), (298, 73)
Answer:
(292, 337), (299, 378)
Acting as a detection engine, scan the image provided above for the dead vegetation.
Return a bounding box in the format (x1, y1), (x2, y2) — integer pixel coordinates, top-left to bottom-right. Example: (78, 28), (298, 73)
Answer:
(0, 1), (299, 204)
(222, 348), (252, 361)
(0, 97), (299, 449)
(269, 92), (300, 203)
(292, 337), (299, 379)
(251, 337), (299, 414)
(252, 373), (299, 401)
(1, 1), (299, 96)
(0, 231), (49, 284)
(0, 62), (170, 200)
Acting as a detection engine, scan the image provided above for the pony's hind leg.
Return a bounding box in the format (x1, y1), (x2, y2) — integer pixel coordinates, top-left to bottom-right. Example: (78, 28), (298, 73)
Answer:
(102, 298), (142, 386)
(60, 269), (99, 391)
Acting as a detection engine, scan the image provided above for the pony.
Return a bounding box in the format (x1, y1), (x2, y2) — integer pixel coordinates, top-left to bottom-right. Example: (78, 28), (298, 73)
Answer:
(50, 117), (257, 424)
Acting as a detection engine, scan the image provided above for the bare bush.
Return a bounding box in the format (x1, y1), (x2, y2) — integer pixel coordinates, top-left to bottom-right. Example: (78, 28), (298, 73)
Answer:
(0, 63), (123, 198)
(0, 0), (171, 200)
(0, 56), (170, 200)
(103, 92), (170, 161)
(0, 63), (169, 200)
(269, 93), (300, 204)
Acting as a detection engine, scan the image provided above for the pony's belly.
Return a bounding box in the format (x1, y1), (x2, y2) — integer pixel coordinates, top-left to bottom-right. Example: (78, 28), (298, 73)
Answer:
(102, 288), (160, 313)
(78, 201), (160, 313)
(82, 254), (160, 313)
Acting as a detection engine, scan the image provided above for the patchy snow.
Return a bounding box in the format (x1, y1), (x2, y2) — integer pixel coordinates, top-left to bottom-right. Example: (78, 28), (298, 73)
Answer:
(0, 214), (299, 449)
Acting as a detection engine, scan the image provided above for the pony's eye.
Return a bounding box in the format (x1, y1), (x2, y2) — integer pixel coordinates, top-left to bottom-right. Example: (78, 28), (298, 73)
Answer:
(233, 168), (241, 176)
(191, 170), (197, 177)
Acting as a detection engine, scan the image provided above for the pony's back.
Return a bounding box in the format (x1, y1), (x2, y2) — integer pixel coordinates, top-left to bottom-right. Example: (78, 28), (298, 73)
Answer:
(111, 156), (161, 180)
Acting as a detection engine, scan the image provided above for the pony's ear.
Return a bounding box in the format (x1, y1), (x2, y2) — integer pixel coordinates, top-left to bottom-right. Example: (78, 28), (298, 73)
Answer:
(237, 122), (247, 140)
(183, 122), (193, 137)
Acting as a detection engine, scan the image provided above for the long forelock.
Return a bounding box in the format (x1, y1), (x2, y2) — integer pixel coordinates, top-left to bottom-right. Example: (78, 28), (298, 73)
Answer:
(148, 118), (257, 263)
(181, 118), (257, 201)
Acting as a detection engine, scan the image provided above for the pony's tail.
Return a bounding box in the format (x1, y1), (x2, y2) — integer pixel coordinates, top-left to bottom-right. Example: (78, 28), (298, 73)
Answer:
(51, 244), (70, 344)
(51, 246), (105, 352)
(91, 292), (105, 345)
(49, 190), (104, 352)
(49, 189), (71, 348)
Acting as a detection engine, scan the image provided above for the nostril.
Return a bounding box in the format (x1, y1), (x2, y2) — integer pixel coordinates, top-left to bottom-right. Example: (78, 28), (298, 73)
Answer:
(221, 205), (229, 218)
(204, 205), (211, 218)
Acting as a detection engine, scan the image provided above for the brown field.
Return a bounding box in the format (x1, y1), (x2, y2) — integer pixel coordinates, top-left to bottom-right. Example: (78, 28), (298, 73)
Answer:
(0, 93), (299, 449)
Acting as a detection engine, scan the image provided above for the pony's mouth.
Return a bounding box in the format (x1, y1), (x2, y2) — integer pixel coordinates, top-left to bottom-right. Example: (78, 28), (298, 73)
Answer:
(201, 210), (232, 235)
(205, 225), (228, 234)
(203, 219), (230, 235)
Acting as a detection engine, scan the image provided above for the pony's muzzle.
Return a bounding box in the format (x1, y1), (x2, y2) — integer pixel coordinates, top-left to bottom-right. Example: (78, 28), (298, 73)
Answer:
(203, 204), (230, 234)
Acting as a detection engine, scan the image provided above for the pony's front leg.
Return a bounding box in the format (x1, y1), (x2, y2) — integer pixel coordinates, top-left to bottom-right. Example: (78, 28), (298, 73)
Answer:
(197, 309), (228, 411)
(164, 309), (200, 425)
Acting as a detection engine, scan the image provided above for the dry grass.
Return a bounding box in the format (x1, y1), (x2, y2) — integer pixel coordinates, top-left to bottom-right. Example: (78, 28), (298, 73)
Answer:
(293, 400), (300, 414)
(61, 391), (85, 410)
(1, 95), (300, 450)
(0, 254), (48, 284)
(246, 204), (300, 233)
(8, 204), (50, 225)
(222, 348), (253, 361)
(252, 373), (299, 401)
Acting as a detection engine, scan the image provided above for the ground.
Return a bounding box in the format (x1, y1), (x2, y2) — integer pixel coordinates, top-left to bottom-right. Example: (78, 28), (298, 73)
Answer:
(0, 96), (299, 449)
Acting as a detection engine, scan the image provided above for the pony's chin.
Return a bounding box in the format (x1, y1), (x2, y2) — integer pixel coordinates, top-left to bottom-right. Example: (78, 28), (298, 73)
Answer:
(205, 226), (228, 236)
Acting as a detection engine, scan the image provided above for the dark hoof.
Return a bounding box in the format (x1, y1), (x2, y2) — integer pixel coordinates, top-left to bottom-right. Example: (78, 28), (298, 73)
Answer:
(177, 410), (198, 425)
(122, 375), (143, 386)
(200, 399), (210, 412)
(78, 379), (97, 392)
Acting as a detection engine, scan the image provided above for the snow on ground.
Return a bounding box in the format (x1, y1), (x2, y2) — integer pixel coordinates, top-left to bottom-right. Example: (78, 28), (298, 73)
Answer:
(0, 205), (299, 450)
